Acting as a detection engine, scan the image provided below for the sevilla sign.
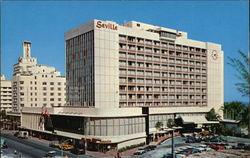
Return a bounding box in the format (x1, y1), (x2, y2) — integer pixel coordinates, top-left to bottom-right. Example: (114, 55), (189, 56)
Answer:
(96, 21), (118, 30)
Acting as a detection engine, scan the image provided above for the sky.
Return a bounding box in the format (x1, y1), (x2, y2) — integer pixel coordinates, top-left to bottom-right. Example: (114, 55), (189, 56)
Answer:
(1, 1), (249, 103)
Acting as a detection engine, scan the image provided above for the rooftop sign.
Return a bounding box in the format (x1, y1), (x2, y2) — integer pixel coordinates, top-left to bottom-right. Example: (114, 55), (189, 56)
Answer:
(96, 21), (117, 30)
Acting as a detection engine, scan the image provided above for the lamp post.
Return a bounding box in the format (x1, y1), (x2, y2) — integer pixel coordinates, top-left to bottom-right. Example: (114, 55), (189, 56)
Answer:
(171, 128), (175, 158)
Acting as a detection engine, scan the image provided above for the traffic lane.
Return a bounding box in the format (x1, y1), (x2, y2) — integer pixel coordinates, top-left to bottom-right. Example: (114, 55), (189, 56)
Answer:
(1, 146), (32, 158)
(4, 137), (47, 158)
(1, 132), (91, 158)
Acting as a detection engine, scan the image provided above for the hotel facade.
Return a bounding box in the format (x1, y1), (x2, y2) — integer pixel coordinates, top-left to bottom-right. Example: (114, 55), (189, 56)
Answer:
(12, 42), (66, 113)
(0, 75), (12, 112)
(21, 20), (223, 150)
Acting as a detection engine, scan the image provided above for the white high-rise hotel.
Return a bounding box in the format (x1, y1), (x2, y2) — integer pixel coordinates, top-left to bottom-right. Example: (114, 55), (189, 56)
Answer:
(12, 42), (66, 112)
(22, 20), (223, 150)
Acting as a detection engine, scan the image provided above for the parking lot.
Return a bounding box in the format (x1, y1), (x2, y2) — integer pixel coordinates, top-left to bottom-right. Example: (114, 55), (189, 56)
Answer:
(131, 135), (250, 158)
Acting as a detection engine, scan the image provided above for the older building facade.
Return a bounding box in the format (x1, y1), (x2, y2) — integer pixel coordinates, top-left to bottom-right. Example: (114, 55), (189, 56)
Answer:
(12, 42), (66, 112)
(22, 20), (223, 150)
(0, 75), (12, 112)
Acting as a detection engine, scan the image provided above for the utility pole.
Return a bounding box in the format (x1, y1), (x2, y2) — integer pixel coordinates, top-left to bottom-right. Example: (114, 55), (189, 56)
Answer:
(171, 129), (175, 158)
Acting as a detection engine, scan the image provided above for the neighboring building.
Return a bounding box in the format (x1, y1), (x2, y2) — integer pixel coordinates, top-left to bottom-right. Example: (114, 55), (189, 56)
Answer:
(21, 20), (224, 150)
(0, 75), (12, 112)
(12, 41), (66, 112)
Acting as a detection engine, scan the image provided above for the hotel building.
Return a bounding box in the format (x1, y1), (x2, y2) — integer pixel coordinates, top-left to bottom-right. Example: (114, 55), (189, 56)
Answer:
(21, 20), (223, 150)
(0, 75), (12, 112)
(12, 42), (66, 112)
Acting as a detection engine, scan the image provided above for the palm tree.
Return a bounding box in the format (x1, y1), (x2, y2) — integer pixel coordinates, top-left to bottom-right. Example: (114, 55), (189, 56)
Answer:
(228, 50), (250, 97)
(228, 50), (250, 137)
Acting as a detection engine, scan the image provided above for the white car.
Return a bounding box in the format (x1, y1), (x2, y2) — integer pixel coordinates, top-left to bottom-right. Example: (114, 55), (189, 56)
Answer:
(134, 149), (146, 155)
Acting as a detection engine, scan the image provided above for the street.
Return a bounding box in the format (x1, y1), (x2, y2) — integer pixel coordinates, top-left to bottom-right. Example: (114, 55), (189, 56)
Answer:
(1, 131), (91, 158)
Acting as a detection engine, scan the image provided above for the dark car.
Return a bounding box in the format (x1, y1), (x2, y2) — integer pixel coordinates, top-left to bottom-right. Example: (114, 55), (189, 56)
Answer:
(209, 137), (222, 143)
(71, 148), (85, 155)
(233, 143), (246, 149)
(143, 145), (157, 151)
(185, 138), (196, 143)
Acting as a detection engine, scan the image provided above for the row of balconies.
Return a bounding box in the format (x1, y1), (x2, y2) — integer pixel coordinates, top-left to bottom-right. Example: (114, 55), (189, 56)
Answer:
(119, 36), (207, 53)
(119, 60), (207, 68)
(119, 71), (207, 79)
(119, 46), (207, 59)
(119, 101), (207, 107)
(119, 94), (206, 99)
(120, 85), (206, 91)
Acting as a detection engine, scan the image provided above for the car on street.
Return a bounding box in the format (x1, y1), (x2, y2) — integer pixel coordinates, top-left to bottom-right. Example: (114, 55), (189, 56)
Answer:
(44, 151), (63, 158)
(70, 147), (85, 155)
(143, 145), (157, 152)
(134, 148), (146, 155)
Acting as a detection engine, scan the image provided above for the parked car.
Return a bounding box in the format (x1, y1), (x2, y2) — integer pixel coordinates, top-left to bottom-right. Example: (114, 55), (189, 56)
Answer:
(196, 144), (211, 151)
(215, 143), (226, 150)
(134, 149), (146, 155)
(208, 137), (222, 143)
(71, 147), (85, 155)
(233, 143), (246, 149)
(185, 137), (196, 143)
(44, 151), (63, 158)
(220, 143), (232, 149)
(185, 148), (199, 153)
(162, 153), (183, 158)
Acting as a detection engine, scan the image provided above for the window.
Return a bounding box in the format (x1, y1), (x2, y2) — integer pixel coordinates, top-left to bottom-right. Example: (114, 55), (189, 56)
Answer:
(43, 93), (47, 96)
(50, 82), (54, 85)
(50, 98), (54, 101)
(20, 81), (24, 84)
(58, 82), (61, 86)
(58, 88), (61, 91)
(43, 98), (47, 101)
(50, 93), (54, 96)
(137, 23), (140, 27)
(42, 82), (47, 85)
(50, 87), (54, 90)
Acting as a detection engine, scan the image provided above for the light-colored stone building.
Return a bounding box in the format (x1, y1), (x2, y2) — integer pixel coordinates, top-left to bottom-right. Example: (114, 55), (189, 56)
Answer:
(0, 75), (12, 112)
(12, 42), (66, 112)
(21, 20), (224, 150)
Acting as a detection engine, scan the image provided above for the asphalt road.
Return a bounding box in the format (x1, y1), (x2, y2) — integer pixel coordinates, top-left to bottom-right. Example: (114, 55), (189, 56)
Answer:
(2, 137), (44, 158)
(137, 136), (188, 158)
(1, 132), (92, 158)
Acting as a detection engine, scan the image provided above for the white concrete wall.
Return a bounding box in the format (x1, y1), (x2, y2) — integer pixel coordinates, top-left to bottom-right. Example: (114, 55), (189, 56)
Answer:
(94, 20), (119, 109)
(117, 137), (146, 149)
(206, 42), (224, 117)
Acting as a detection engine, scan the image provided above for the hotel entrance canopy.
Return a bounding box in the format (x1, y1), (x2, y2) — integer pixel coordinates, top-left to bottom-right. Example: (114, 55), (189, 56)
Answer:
(180, 115), (219, 125)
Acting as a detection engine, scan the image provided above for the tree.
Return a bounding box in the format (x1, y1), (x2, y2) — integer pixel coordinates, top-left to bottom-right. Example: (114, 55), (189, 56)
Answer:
(167, 118), (174, 128)
(155, 121), (163, 130)
(206, 108), (220, 121)
(224, 101), (245, 120)
(241, 105), (249, 128)
(228, 50), (250, 97)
